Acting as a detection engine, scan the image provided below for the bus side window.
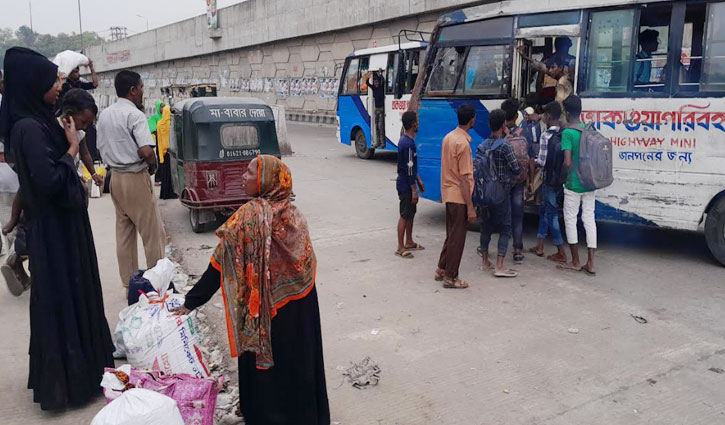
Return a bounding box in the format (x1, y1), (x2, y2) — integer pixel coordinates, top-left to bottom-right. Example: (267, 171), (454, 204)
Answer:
(342, 58), (360, 95)
(406, 50), (421, 94)
(358, 57), (370, 93)
(633, 4), (672, 93)
(585, 9), (636, 93)
(678, 2), (725, 93)
(386, 52), (397, 95)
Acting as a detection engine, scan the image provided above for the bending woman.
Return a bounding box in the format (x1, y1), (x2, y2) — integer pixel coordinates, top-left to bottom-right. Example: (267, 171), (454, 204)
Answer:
(175, 155), (330, 425)
(0, 47), (114, 410)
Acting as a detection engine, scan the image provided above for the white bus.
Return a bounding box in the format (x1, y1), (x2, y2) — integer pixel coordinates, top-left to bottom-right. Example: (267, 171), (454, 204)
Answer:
(337, 32), (428, 158)
(398, 0), (725, 265)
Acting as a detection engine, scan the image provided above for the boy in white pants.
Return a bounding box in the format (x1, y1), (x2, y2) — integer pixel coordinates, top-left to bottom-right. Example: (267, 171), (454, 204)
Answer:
(560, 95), (596, 275)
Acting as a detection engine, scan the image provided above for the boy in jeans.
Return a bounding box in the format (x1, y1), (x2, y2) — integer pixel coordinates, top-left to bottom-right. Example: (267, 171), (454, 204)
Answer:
(560, 95), (596, 275)
(530, 101), (567, 263)
(479, 109), (521, 278)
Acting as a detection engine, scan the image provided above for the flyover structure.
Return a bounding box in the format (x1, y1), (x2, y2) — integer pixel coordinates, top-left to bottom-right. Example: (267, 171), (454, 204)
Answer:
(85, 0), (486, 120)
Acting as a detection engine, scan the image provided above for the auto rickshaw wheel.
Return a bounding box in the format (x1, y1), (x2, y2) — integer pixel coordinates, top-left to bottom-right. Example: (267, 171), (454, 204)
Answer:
(189, 209), (204, 233)
(354, 130), (374, 160)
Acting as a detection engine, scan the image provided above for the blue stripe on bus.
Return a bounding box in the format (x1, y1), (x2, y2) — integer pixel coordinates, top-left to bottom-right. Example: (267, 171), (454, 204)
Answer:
(416, 99), (492, 202)
(595, 201), (657, 226)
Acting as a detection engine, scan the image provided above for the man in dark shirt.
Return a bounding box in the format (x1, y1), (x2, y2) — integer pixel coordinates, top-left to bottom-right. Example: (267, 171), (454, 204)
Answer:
(58, 60), (99, 110)
(365, 69), (386, 148)
(395, 111), (425, 258)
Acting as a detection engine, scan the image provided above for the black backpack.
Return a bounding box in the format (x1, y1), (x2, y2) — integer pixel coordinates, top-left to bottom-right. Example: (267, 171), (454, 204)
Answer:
(473, 138), (508, 207)
(544, 129), (567, 187)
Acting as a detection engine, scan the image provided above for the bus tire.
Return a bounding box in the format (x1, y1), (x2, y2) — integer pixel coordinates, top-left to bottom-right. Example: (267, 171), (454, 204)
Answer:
(705, 196), (725, 266)
(354, 130), (374, 160)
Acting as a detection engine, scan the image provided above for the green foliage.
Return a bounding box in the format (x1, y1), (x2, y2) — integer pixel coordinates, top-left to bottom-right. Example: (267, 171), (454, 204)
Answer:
(0, 25), (103, 65)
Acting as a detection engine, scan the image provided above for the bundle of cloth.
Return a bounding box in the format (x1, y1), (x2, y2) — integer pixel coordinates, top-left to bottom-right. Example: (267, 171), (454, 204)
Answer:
(53, 50), (89, 79)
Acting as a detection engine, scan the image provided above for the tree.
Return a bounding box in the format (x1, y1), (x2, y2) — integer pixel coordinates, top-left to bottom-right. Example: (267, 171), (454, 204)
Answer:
(0, 26), (103, 65)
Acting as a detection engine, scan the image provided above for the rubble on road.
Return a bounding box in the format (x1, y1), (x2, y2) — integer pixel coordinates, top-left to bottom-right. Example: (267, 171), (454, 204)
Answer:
(343, 357), (381, 389)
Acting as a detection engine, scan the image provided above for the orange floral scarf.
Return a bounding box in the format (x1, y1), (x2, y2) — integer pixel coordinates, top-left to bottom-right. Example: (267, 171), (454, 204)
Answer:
(212, 155), (316, 369)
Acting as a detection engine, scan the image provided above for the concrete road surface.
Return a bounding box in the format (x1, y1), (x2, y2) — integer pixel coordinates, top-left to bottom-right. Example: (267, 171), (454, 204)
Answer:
(163, 123), (724, 425)
(1, 122), (723, 424)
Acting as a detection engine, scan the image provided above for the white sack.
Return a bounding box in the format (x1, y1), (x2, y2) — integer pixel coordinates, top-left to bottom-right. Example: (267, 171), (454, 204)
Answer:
(91, 388), (184, 425)
(113, 293), (210, 377)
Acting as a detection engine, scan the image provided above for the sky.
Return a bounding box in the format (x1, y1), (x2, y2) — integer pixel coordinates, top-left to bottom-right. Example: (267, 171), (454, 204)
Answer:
(1, 0), (245, 37)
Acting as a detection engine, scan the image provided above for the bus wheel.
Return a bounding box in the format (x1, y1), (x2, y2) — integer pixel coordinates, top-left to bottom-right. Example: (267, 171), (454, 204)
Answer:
(190, 209), (204, 233)
(354, 130), (374, 160)
(705, 196), (725, 266)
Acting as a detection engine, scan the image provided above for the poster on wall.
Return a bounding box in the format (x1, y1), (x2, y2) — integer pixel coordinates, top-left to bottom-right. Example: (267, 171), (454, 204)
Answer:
(207, 0), (218, 29)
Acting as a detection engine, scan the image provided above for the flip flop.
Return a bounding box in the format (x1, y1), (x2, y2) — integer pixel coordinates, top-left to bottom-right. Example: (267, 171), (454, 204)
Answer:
(443, 278), (469, 289)
(528, 247), (544, 257)
(395, 250), (414, 259)
(494, 269), (518, 278)
(404, 243), (425, 251)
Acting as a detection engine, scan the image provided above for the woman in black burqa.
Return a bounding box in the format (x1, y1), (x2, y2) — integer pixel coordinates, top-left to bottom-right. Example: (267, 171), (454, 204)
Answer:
(0, 47), (114, 410)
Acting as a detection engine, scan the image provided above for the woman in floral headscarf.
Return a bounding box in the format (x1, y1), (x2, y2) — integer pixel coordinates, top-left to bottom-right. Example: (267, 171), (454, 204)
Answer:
(177, 154), (330, 425)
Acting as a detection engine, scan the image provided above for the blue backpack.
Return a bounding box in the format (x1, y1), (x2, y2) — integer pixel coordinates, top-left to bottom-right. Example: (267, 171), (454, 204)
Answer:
(473, 138), (508, 207)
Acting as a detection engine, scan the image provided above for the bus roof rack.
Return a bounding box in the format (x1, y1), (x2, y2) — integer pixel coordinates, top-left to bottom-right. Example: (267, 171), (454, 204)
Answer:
(396, 29), (431, 51)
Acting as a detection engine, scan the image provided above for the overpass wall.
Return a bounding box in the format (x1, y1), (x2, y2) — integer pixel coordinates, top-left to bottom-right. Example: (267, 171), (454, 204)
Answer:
(85, 0), (484, 118)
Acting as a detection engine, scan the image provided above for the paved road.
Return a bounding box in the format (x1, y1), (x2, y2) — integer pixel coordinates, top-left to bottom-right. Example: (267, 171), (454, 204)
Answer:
(164, 123), (724, 424)
(1, 122), (723, 424)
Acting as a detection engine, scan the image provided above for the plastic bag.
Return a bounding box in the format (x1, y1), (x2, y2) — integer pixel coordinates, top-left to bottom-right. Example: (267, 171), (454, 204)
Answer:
(113, 292), (210, 377)
(101, 366), (223, 425)
(143, 258), (176, 296)
(53, 50), (89, 79)
(91, 388), (184, 425)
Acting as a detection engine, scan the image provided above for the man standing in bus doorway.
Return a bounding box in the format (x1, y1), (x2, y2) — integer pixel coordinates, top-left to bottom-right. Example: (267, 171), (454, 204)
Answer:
(559, 95), (596, 275)
(435, 104), (477, 289)
(501, 99), (531, 265)
(395, 111), (425, 259)
(364, 69), (386, 148)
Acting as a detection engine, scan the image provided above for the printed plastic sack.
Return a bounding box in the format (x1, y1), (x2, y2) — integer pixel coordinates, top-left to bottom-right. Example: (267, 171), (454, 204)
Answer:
(113, 292), (210, 377)
(101, 366), (223, 425)
(53, 50), (89, 79)
(91, 388), (184, 425)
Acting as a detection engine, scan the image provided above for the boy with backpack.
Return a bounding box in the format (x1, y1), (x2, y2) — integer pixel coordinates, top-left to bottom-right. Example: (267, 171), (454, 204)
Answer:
(560, 94), (611, 276)
(475, 109), (521, 278)
(529, 101), (567, 263)
(501, 99), (530, 265)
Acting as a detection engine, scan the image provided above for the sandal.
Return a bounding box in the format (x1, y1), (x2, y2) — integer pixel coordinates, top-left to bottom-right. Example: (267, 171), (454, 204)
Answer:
(395, 250), (414, 259)
(513, 253), (524, 264)
(404, 243), (425, 251)
(443, 278), (469, 289)
(494, 269), (518, 278)
(434, 269), (445, 281)
(528, 247), (544, 257)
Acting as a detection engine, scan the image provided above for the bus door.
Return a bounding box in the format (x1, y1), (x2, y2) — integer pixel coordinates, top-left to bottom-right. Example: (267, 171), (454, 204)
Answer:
(386, 48), (425, 146)
(367, 53), (388, 147)
(513, 10), (583, 106)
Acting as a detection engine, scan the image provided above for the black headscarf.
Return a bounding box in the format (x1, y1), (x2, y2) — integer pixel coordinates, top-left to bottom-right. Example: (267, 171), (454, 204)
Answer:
(0, 47), (60, 147)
